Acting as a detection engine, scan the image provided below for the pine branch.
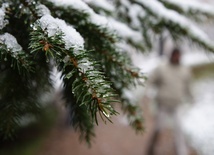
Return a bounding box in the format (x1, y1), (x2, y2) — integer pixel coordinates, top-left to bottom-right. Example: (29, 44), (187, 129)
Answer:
(93, 44), (145, 131)
(131, 0), (214, 53)
(0, 1), (52, 140)
(110, 0), (151, 50)
(0, 33), (34, 75)
(42, 0), (146, 51)
(160, 0), (214, 21)
(19, 0), (39, 19)
(62, 80), (95, 145)
(120, 95), (145, 131)
(0, 48), (51, 140)
(42, 0), (118, 45)
(29, 15), (120, 141)
(2, 0), (214, 144)
(0, 59), (51, 140)
(0, 3), (9, 30)
(83, 0), (115, 15)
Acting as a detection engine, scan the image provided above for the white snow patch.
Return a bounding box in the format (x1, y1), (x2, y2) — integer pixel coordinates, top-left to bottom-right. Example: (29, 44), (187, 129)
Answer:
(128, 4), (145, 29)
(38, 15), (99, 77)
(38, 14), (84, 50)
(47, 0), (110, 28)
(38, 15), (98, 81)
(90, 13), (108, 26)
(36, 4), (51, 16)
(83, 0), (115, 12)
(47, 0), (93, 14)
(47, 0), (109, 26)
(0, 3), (9, 29)
(0, 33), (22, 53)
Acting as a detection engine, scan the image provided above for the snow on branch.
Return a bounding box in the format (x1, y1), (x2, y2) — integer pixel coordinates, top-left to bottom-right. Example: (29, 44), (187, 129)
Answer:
(36, 4), (84, 50)
(83, 0), (115, 13)
(114, 0), (146, 29)
(128, 4), (146, 29)
(0, 3), (9, 30)
(32, 14), (119, 122)
(0, 33), (22, 53)
(36, 4), (51, 17)
(47, 0), (91, 13)
(107, 17), (144, 44)
(38, 14), (84, 50)
(160, 0), (214, 18)
(0, 33), (32, 72)
(36, 13), (108, 75)
(47, 0), (144, 46)
(133, 0), (214, 51)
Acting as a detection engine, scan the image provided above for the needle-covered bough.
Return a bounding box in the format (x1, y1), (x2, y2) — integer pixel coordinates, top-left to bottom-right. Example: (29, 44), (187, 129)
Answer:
(1, 0), (214, 144)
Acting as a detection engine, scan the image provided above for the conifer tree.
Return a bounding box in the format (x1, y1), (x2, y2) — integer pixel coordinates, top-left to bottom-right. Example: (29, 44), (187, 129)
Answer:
(0, 0), (214, 143)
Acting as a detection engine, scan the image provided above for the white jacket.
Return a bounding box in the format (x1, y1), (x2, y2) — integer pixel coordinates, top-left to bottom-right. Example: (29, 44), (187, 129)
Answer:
(146, 62), (192, 108)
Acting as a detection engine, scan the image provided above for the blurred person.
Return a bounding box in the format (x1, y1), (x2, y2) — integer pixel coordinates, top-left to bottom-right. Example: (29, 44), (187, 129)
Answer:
(144, 48), (193, 155)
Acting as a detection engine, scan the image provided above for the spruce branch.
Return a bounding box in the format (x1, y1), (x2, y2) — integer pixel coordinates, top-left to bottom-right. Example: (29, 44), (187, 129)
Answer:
(0, 64), (49, 139)
(0, 0), (53, 140)
(0, 33), (34, 75)
(93, 47), (145, 131)
(0, 52), (50, 140)
(60, 4), (147, 130)
(83, 0), (115, 15)
(62, 8), (147, 130)
(42, 0), (119, 44)
(0, 3), (9, 31)
(131, 0), (214, 53)
(121, 99), (144, 131)
(29, 20), (119, 139)
(160, 0), (214, 21)
(19, 0), (39, 19)
(2, 0), (214, 145)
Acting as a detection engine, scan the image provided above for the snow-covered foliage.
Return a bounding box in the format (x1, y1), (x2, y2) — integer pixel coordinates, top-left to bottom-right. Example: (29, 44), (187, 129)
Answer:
(33, 0), (214, 53)
(107, 17), (144, 44)
(38, 15), (84, 50)
(160, 0), (214, 19)
(83, 0), (115, 13)
(36, 4), (51, 17)
(1, 0), (214, 144)
(0, 3), (8, 30)
(0, 33), (22, 53)
(47, 0), (144, 46)
(133, 0), (214, 51)
(47, 0), (109, 26)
